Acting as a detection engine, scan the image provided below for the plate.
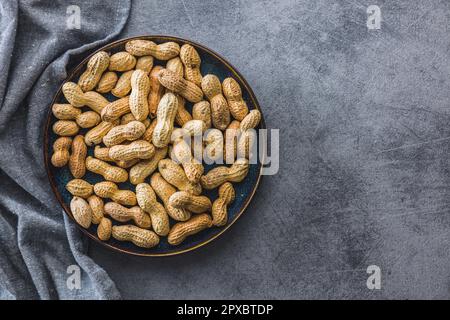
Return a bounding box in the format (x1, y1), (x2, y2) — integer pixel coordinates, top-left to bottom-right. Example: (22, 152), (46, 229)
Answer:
(44, 35), (265, 256)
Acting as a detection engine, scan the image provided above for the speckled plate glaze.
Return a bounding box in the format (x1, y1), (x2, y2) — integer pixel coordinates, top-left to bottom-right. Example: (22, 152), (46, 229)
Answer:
(44, 35), (265, 256)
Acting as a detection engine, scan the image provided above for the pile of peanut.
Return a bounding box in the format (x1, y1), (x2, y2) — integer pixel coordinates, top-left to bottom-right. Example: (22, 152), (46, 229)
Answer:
(51, 40), (261, 249)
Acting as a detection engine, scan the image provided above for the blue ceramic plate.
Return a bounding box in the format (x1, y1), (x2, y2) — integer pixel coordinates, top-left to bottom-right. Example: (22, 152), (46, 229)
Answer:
(44, 35), (265, 256)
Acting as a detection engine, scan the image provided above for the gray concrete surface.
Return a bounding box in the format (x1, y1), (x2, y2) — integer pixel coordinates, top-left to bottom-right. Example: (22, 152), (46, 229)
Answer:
(89, 0), (450, 299)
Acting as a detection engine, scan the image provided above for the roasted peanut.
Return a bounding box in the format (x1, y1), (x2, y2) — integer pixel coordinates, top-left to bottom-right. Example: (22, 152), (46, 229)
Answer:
(150, 173), (191, 221)
(85, 156), (128, 183)
(120, 113), (151, 128)
(109, 51), (136, 72)
(129, 146), (168, 185)
(200, 158), (249, 189)
(174, 95), (192, 127)
(76, 111), (101, 128)
(125, 40), (180, 60)
(222, 77), (249, 121)
(158, 159), (202, 195)
(147, 66), (165, 117)
(94, 181), (137, 206)
(182, 119), (206, 137)
(171, 129), (204, 183)
(136, 183), (170, 236)
(192, 101), (211, 129)
(142, 118), (157, 142)
(165, 57), (184, 78)
(69, 135), (87, 178)
(158, 68), (203, 103)
(130, 70), (150, 121)
(111, 70), (133, 97)
(224, 120), (240, 163)
(51, 137), (72, 167)
(66, 179), (93, 198)
(52, 104), (81, 120)
(168, 191), (212, 214)
(240, 109), (261, 131)
(104, 202), (151, 229)
(101, 96), (130, 122)
(103, 121), (146, 147)
(152, 92), (178, 148)
(204, 129), (224, 162)
(53, 120), (79, 136)
(94, 146), (139, 169)
(135, 55), (154, 74)
(97, 217), (112, 241)
(109, 140), (155, 161)
(168, 213), (212, 245)
(78, 51), (110, 92)
(212, 182), (235, 226)
(112, 225), (159, 248)
(96, 71), (118, 93)
(84, 120), (119, 146)
(180, 44), (202, 86)
(87, 195), (104, 224)
(70, 196), (92, 229)
(62, 82), (109, 113)
(201, 74), (230, 130)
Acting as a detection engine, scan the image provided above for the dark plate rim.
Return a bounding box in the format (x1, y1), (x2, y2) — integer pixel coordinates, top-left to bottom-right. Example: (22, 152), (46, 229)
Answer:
(43, 34), (266, 257)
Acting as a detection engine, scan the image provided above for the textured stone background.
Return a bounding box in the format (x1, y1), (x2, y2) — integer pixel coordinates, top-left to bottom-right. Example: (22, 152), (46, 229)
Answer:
(90, 0), (450, 299)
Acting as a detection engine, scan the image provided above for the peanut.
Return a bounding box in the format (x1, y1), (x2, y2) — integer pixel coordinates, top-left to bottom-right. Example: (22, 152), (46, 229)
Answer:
(116, 159), (139, 169)
(130, 70), (150, 121)
(147, 65), (165, 117)
(101, 96), (130, 122)
(201, 74), (230, 130)
(150, 173), (191, 221)
(70, 196), (92, 229)
(76, 111), (101, 128)
(103, 120), (146, 147)
(165, 57), (184, 78)
(95, 146), (139, 169)
(66, 179), (93, 198)
(158, 68), (203, 103)
(96, 71), (118, 93)
(53, 104), (100, 128)
(62, 82), (109, 113)
(142, 118), (157, 142)
(200, 158), (249, 189)
(240, 109), (261, 131)
(180, 44), (202, 87)
(109, 51), (136, 72)
(129, 146), (168, 185)
(52, 103), (81, 120)
(78, 51), (110, 92)
(136, 183), (170, 236)
(222, 77), (249, 121)
(69, 135), (87, 178)
(125, 40), (180, 60)
(94, 181), (137, 206)
(111, 70), (133, 97)
(51, 137), (72, 167)
(174, 95), (192, 127)
(104, 202), (151, 229)
(158, 159), (202, 195)
(224, 120), (240, 163)
(204, 129), (224, 162)
(85, 156), (128, 183)
(109, 140), (155, 161)
(168, 213), (212, 245)
(135, 55), (154, 74)
(152, 92), (178, 148)
(212, 182), (235, 226)
(182, 119), (206, 137)
(84, 120), (119, 146)
(87, 195), (104, 224)
(53, 120), (79, 136)
(168, 191), (212, 214)
(97, 217), (112, 241)
(112, 225), (159, 248)
(171, 129), (204, 183)
(192, 101), (211, 129)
